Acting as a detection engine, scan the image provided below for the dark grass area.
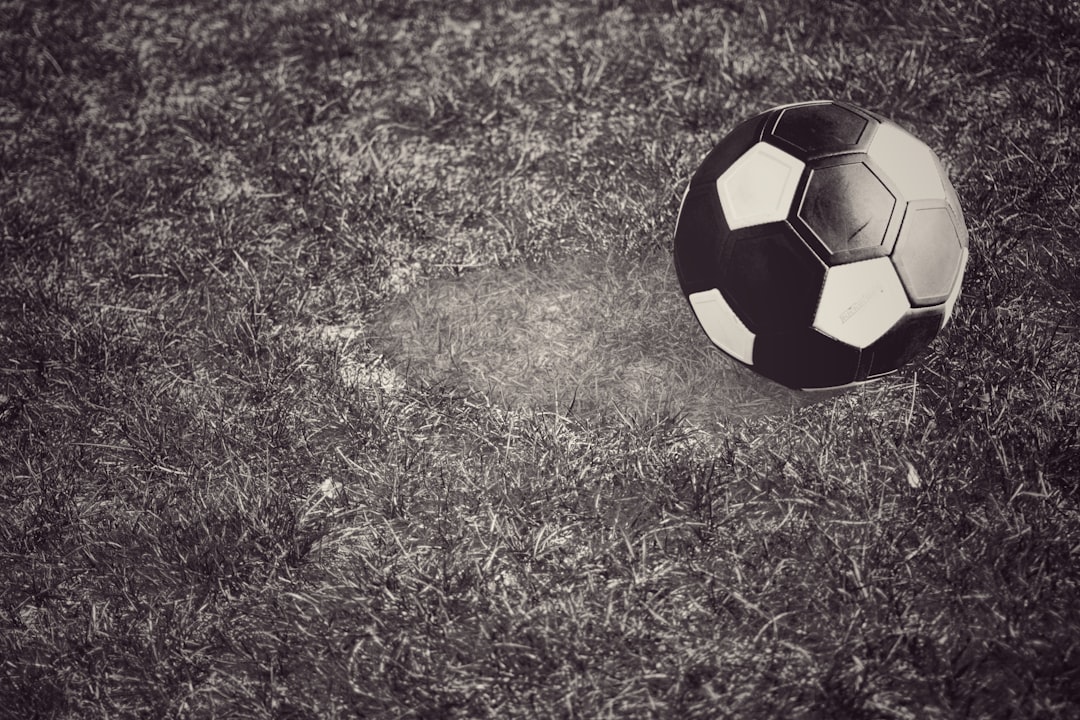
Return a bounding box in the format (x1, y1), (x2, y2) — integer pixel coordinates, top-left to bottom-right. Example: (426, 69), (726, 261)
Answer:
(2, 0), (1080, 717)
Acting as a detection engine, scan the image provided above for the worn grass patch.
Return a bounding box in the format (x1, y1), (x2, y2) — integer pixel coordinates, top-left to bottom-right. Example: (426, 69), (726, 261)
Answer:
(367, 252), (819, 425)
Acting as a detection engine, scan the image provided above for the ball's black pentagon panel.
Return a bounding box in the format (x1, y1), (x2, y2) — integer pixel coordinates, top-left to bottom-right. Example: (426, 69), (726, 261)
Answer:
(720, 226), (826, 334)
(892, 204), (964, 306)
(673, 185), (726, 295)
(770, 102), (872, 158)
(689, 111), (772, 190)
(797, 160), (897, 261)
(753, 328), (863, 389)
(865, 306), (946, 378)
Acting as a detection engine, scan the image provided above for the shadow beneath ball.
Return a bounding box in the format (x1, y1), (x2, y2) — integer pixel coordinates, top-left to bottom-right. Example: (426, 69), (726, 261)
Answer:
(367, 252), (842, 427)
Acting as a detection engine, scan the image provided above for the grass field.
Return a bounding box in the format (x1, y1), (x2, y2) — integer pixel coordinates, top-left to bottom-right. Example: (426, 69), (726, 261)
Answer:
(2, 0), (1080, 717)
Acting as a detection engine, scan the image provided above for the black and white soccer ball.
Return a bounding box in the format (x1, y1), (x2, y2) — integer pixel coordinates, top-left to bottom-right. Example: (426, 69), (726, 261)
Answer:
(674, 100), (969, 390)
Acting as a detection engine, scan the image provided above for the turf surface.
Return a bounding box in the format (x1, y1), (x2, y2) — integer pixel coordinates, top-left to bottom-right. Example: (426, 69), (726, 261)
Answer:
(2, 0), (1079, 717)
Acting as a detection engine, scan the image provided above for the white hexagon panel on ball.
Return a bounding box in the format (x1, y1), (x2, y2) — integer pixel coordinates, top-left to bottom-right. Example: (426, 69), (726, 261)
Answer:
(814, 257), (911, 348)
(867, 123), (946, 203)
(716, 143), (805, 230)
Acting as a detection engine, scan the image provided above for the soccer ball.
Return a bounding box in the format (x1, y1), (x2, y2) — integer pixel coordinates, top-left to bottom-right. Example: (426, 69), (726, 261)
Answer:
(673, 100), (968, 390)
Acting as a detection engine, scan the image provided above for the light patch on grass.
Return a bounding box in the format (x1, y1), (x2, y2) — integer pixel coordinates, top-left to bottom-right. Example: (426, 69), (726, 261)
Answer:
(200, 149), (262, 204)
(363, 252), (822, 426)
(337, 353), (405, 395)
